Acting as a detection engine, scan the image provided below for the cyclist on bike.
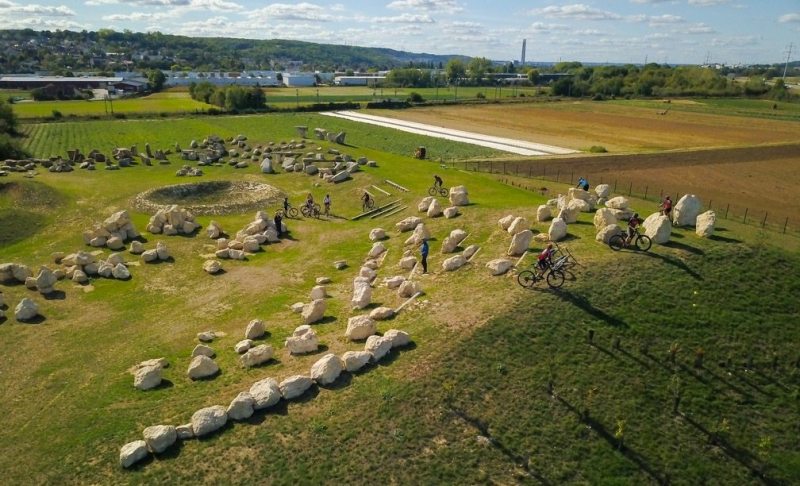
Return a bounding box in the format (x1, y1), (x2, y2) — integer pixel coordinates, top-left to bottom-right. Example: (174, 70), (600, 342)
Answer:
(626, 213), (643, 245)
(433, 174), (443, 189)
(361, 191), (371, 210)
(537, 243), (556, 277)
(323, 194), (331, 215)
(576, 177), (589, 191)
(283, 197), (289, 214)
(305, 193), (314, 209)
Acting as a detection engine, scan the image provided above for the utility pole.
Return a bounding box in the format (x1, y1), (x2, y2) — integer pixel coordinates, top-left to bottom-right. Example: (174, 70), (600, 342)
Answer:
(783, 43), (794, 79)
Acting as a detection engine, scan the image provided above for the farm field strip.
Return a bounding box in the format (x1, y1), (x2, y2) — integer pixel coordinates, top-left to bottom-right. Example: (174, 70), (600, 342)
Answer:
(321, 110), (578, 156)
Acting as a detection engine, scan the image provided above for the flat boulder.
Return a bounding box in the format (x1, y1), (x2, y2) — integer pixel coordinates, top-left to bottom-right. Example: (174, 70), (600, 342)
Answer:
(498, 215), (515, 230)
(508, 229), (533, 256)
(696, 210), (716, 237)
(384, 275), (406, 289)
(234, 339), (253, 354)
(187, 355), (219, 379)
(442, 255), (467, 272)
(595, 224), (622, 244)
(143, 425), (177, 454)
(341, 351), (371, 372)
(369, 228), (386, 241)
(384, 329), (411, 348)
(398, 256), (416, 270)
(398, 280), (422, 298)
(279, 375), (313, 400)
(119, 440), (149, 468)
(441, 228), (467, 253)
(365, 335), (393, 362)
(226, 392), (255, 421)
(249, 378), (281, 409)
(310, 353), (343, 385)
(203, 259), (222, 274)
(345, 315), (377, 340)
(605, 196), (630, 210)
(192, 344), (215, 358)
(240, 344), (273, 368)
(486, 258), (514, 276)
(369, 306), (395, 320)
(443, 206), (459, 219)
(595, 184), (611, 198)
(310, 285), (327, 301)
(593, 208), (617, 230)
(396, 216), (422, 232)
(191, 405), (227, 437)
(285, 325), (319, 354)
(133, 364), (162, 391)
(351, 279), (372, 310)
(367, 242), (387, 259)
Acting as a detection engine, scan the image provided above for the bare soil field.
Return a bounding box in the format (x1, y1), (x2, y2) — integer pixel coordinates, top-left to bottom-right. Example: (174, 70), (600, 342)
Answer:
(370, 102), (800, 152)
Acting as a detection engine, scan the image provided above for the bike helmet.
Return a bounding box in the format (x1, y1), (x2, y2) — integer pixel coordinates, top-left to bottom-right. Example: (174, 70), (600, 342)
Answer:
(633, 213), (639, 218)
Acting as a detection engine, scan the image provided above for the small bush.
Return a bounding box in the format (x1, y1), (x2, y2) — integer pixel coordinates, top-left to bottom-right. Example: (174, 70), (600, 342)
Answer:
(589, 145), (608, 153)
(592, 94), (605, 101)
(51, 110), (63, 119)
(113, 113), (126, 119)
(476, 92), (485, 99)
(408, 92), (424, 103)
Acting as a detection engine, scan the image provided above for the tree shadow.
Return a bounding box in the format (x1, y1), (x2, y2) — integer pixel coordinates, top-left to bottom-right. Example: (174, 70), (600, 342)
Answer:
(641, 252), (703, 280)
(662, 241), (705, 256)
(709, 234), (742, 244)
(616, 347), (652, 370)
(42, 290), (66, 300)
(552, 289), (629, 328)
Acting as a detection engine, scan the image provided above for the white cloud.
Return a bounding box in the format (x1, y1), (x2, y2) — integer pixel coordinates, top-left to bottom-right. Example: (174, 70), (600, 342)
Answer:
(688, 0), (731, 6)
(779, 13), (800, 23)
(386, 0), (462, 14)
(630, 0), (673, 3)
(247, 3), (335, 22)
(1, 16), (85, 29)
(534, 4), (621, 21)
(0, 0), (75, 16)
(648, 14), (684, 24)
(103, 11), (170, 21)
(529, 22), (569, 33)
(84, 0), (118, 5)
(685, 23), (715, 34)
(368, 13), (435, 24)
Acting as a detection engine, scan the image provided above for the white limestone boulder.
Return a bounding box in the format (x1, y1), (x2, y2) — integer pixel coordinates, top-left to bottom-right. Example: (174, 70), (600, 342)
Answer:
(427, 198), (443, 217)
(310, 285), (327, 301)
(399, 256), (416, 270)
(369, 306), (395, 320)
(508, 229), (533, 256)
(250, 378), (281, 410)
(398, 280), (422, 298)
(240, 344), (273, 368)
(486, 259), (514, 276)
(507, 217), (528, 235)
(498, 215), (515, 230)
(463, 244), (480, 260)
(111, 263), (130, 280)
(351, 278), (372, 310)
(417, 196), (435, 212)
(369, 228), (386, 241)
(594, 208), (617, 230)
(346, 315), (377, 340)
(203, 260), (222, 274)
(384, 275), (406, 289)
(234, 339), (253, 354)
(367, 242), (387, 259)
(442, 255), (467, 272)
(133, 364), (162, 391)
(404, 223), (430, 246)
(119, 440), (149, 468)
(441, 229), (467, 253)
(310, 353), (343, 385)
(192, 344), (215, 358)
(365, 335), (393, 362)
(696, 210), (716, 237)
(595, 224), (622, 244)
(605, 196), (629, 210)
(226, 392), (255, 421)
(396, 216), (422, 232)
(449, 185), (469, 206)
(568, 187), (591, 202)
(143, 425), (177, 454)
(643, 213), (672, 244)
(384, 329), (411, 348)
(187, 355), (219, 379)
(191, 405), (227, 437)
(302, 298), (326, 325)
(673, 194), (702, 227)
(341, 351), (372, 372)
(279, 375), (313, 400)
(14, 298), (39, 321)
(285, 325), (319, 354)
(548, 218), (567, 242)
(536, 205), (552, 223)
(595, 184), (611, 199)
(244, 319), (265, 339)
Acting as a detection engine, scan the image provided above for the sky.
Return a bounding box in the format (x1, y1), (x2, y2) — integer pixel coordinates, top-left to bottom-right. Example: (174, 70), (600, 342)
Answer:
(1, 0), (798, 65)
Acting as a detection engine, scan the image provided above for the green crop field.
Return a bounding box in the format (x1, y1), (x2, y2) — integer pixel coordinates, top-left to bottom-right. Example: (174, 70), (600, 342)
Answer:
(262, 85), (542, 105)
(10, 92), (216, 119)
(1, 110), (799, 484)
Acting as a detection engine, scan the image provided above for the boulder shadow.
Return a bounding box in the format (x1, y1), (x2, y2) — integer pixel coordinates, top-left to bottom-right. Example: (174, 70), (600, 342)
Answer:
(150, 438), (186, 461)
(641, 252), (703, 280)
(314, 316), (338, 325)
(288, 385), (321, 404)
(17, 314), (47, 324)
(662, 241), (704, 256)
(190, 369), (221, 381)
(552, 289), (628, 328)
(291, 344), (329, 357)
(709, 234), (741, 244)
(379, 342), (417, 366)
(151, 379), (174, 390)
(209, 269), (227, 276)
(317, 371), (353, 391)
(246, 400), (290, 425)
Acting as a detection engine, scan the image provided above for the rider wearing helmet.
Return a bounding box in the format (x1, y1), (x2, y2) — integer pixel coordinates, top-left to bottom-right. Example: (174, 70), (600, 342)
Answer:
(433, 174), (443, 188)
(537, 243), (556, 276)
(627, 213), (642, 244)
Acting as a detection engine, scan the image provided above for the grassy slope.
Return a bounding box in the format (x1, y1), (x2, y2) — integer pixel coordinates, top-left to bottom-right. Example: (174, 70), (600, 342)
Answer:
(1, 113), (798, 484)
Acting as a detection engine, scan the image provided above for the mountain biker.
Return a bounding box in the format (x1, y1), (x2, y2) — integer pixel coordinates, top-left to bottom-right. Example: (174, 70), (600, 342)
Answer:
(361, 191), (371, 210)
(306, 193), (314, 209)
(660, 196), (672, 219)
(576, 177), (589, 191)
(274, 211), (283, 236)
(537, 243), (556, 276)
(323, 194), (331, 215)
(433, 174), (443, 188)
(283, 197), (289, 214)
(626, 213), (643, 245)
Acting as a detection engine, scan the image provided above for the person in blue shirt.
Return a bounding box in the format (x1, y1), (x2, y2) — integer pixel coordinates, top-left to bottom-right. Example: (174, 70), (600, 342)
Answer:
(576, 177), (589, 191)
(420, 238), (429, 274)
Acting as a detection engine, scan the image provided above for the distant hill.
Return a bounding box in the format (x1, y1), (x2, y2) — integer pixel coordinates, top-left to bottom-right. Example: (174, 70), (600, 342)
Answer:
(0, 29), (469, 73)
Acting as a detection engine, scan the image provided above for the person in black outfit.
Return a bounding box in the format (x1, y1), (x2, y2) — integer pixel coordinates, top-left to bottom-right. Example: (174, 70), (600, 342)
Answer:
(274, 211), (283, 236)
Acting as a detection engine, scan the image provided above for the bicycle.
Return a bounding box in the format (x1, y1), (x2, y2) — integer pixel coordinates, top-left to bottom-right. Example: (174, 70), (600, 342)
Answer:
(428, 185), (448, 197)
(280, 203), (299, 219)
(609, 227), (652, 252)
(517, 245), (577, 289)
(301, 203), (321, 218)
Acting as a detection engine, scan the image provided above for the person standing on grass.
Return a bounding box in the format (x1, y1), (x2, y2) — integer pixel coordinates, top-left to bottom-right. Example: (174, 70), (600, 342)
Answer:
(420, 238), (429, 274)
(323, 193), (331, 216)
(274, 211), (283, 236)
(283, 197), (289, 214)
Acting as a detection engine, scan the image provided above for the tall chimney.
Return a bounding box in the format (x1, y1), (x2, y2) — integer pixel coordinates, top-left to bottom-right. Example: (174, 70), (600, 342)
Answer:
(521, 39), (527, 66)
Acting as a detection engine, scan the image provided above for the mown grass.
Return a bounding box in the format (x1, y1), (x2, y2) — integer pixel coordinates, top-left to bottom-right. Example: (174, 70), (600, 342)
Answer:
(1, 111), (798, 484)
(11, 92), (215, 119)
(608, 97), (800, 122)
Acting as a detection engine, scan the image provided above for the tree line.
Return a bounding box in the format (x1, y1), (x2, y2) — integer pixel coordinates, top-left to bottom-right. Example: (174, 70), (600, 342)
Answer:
(0, 99), (27, 159)
(188, 82), (266, 111)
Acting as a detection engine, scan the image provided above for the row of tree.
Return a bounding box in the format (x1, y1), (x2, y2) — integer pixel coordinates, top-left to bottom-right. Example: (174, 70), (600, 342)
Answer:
(188, 82), (266, 111)
(0, 99), (27, 159)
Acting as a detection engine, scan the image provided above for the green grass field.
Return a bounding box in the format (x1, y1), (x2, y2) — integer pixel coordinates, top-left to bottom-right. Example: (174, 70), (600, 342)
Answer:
(10, 92), (216, 119)
(1, 111), (799, 484)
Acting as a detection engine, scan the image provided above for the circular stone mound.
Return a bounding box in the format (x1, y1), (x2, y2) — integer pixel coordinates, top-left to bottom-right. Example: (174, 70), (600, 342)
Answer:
(133, 181), (284, 216)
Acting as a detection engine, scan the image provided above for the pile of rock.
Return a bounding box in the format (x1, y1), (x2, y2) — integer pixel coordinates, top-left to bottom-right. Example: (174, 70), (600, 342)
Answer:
(593, 208), (621, 244)
(141, 242), (171, 263)
(176, 165), (203, 177)
(214, 212), (283, 260)
(82, 210), (141, 250)
(285, 325), (319, 354)
(146, 205), (201, 235)
(119, 326), (411, 468)
(0, 262), (32, 284)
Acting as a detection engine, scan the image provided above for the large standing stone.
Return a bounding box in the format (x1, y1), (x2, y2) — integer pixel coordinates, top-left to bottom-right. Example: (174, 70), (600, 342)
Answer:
(548, 218), (568, 242)
(226, 392), (256, 421)
(286, 324), (320, 354)
(35, 266), (57, 294)
(310, 285), (327, 300)
(427, 198), (443, 217)
(345, 315), (377, 340)
(673, 194), (702, 227)
(404, 223), (430, 246)
(558, 203), (579, 224)
(187, 355), (219, 379)
(605, 196), (630, 210)
(442, 255), (467, 271)
(643, 213), (672, 244)
(119, 440), (149, 468)
(441, 229), (467, 253)
(14, 298), (39, 321)
(486, 259), (514, 276)
(143, 425), (177, 454)
(351, 278), (372, 310)
(191, 406), (227, 437)
(279, 375), (313, 400)
(245, 319), (265, 339)
(498, 215), (516, 230)
(417, 196), (435, 212)
(310, 353), (343, 385)
(507, 217), (529, 235)
(365, 335), (393, 362)
(595, 224), (622, 244)
(240, 344), (273, 368)
(696, 210), (716, 237)
(594, 208), (617, 230)
(449, 186), (469, 206)
(536, 205), (552, 223)
(595, 184), (611, 199)
(250, 378), (281, 409)
(302, 298), (326, 324)
(508, 230), (533, 256)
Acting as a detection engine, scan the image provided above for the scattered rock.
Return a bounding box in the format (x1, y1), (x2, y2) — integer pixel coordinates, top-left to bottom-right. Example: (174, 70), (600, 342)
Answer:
(341, 351), (372, 372)
(594, 208), (617, 230)
(369, 306), (395, 321)
(234, 339), (253, 354)
(673, 194), (702, 227)
(203, 260), (222, 274)
(290, 302), (305, 314)
(441, 229), (467, 253)
(316, 276), (332, 285)
(187, 355), (219, 379)
(443, 206), (459, 218)
(696, 210), (716, 237)
(285, 325), (319, 354)
(310, 353), (343, 385)
(240, 344), (273, 368)
(595, 184), (611, 198)
(643, 213), (672, 244)
(442, 254), (467, 272)
(279, 375), (313, 400)
(334, 260), (347, 270)
(143, 425), (177, 454)
(244, 319), (265, 339)
(191, 405), (227, 437)
(548, 218), (567, 242)
(486, 258), (514, 276)
(351, 278), (372, 310)
(345, 315), (377, 340)
(369, 228), (386, 241)
(508, 230), (533, 256)
(384, 329), (411, 348)
(398, 280), (422, 298)
(302, 298), (326, 325)
(427, 198), (443, 217)
(384, 275), (405, 289)
(404, 223), (430, 246)
(507, 217), (529, 235)
(399, 255), (417, 270)
(250, 378), (281, 410)
(605, 196), (629, 210)
(396, 216), (422, 232)
(449, 186), (469, 206)
(596, 224), (622, 244)
(417, 196), (435, 212)
(176, 424), (193, 440)
(197, 331), (216, 342)
(226, 392), (255, 421)
(14, 298), (39, 321)
(192, 344), (215, 358)
(536, 205), (552, 223)
(133, 364), (162, 391)
(367, 242), (387, 259)
(365, 335), (393, 362)
(111, 263), (130, 280)
(119, 440), (149, 468)
(463, 244), (480, 260)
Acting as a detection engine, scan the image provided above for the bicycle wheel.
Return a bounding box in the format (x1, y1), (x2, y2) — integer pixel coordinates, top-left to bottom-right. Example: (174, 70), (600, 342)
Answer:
(301, 206), (310, 217)
(427, 187), (437, 196)
(517, 270), (537, 288)
(609, 234), (625, 251)
(546, 270), (566, 288)
(287, 207), (298, 218)
(636, 235), (652, 252)
(439, 187), (448, 197)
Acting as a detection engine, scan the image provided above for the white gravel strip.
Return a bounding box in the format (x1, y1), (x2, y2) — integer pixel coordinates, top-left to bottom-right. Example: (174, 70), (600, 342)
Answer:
(320, 110), (578, 156)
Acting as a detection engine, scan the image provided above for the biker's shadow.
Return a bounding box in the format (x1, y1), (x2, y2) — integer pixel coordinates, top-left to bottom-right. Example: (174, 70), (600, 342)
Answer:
(551, 289), (629, 328)
(641, 251), (703, 280)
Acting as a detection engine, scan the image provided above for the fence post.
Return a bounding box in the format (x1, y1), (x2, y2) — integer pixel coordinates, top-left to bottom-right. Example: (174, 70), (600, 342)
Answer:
(503, 161), (506, 174)
(490, 161), (494, 173)
(644, 186), (648, 200)
(708, 200), (712, 210)
(614, 180), (617, 192)
(725, 203), (729, 219)
(570, 171), (574, 184)
(743, 207), (748, 224)
(762, 212), (768, 228)
(784, 217), (789, 234)
(556, 169), (560, 182)
(628, 182), (633, 196)
(528, 166), (532, 178)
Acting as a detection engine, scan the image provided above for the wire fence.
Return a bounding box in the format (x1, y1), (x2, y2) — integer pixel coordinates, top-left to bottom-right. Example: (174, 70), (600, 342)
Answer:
(450, 160), (798, 237)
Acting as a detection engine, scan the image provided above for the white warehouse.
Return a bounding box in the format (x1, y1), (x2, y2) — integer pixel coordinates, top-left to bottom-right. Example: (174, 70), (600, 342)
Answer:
(282, 73), (316, 87)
